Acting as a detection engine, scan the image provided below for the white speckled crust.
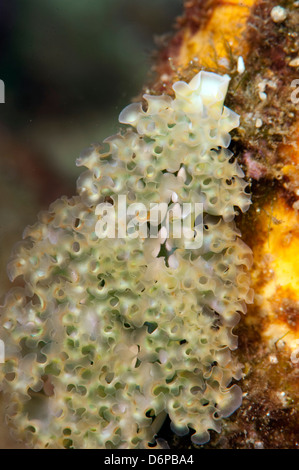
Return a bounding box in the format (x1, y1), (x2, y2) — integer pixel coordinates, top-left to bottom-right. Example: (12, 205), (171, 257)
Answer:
(0, 71), (253, 448)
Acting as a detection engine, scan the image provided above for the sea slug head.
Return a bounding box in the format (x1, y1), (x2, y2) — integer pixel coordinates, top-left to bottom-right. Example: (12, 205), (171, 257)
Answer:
(172, 71), (231, 115)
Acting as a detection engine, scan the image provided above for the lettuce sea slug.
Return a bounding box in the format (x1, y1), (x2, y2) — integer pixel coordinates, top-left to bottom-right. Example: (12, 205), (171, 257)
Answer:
(0, 71), (253, 448)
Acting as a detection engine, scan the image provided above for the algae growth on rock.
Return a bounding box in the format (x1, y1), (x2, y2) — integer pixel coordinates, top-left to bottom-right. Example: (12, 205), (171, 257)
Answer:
(0, 71), (252, 448)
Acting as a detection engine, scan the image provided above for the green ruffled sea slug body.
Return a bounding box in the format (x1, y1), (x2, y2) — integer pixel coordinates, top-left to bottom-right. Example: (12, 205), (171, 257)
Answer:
(0, 71), (253, 448)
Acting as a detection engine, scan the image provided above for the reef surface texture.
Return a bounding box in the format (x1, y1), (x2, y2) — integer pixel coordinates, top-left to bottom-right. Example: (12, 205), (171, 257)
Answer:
(151, 0), (299, 449)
